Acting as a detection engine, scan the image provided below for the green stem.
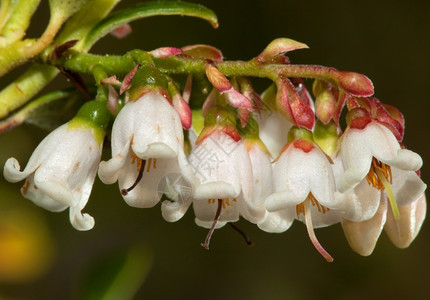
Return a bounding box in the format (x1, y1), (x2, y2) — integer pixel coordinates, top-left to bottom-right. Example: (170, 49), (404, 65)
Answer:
(56, 53), (339, 84)
(92, 65), (109, 103)
(53, 52), (373, 99)
(58, 52), (135, 75)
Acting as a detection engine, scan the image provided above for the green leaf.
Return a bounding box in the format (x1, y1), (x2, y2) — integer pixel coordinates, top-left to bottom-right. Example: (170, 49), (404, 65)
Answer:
(51, 0), (121, 52)
(0, 0), (40, 45)
(0, 88), (84, 133)
(83, 1), (218, 49)
(0, 0), (120, 119)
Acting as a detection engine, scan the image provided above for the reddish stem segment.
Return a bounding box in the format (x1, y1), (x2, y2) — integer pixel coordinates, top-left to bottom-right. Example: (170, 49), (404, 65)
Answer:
(201, 199), (222, 249)
(304, 199), (334, 262)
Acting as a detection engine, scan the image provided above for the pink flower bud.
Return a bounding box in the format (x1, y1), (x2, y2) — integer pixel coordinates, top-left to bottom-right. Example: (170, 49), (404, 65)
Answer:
(182, 44), (223, 62)
(276, 77), (315, 130)
(150, 47), (182, 58)
(110, 24), (132, 39)
(337, 71), (374, 97)
(120, 64), (139, 95)
(313, 80), (336, 124)
(205, 63), (252, 110)
(256, 38), (308, 63)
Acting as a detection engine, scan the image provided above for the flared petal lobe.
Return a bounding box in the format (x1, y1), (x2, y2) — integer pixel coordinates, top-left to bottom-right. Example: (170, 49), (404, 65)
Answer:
(4, 124), (102, 231)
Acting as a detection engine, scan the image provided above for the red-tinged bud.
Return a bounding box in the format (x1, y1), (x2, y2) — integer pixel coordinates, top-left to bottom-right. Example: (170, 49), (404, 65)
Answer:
(205, 63), (252, 110)
(336, 71), (374, 97)
(202, 89), (217, 117)
(345, 94), (360, 110)
(120, 64), (139, 94)
(182, 44), (223, 62)
(110, 24), (132, 39)
(333, 92), (348, 125)
(346, 108), (371, 129)
(225, 88), (253, 111)
(365, 98), (404, 141)
(167, 79), (192, 129)
(276, 77), (314, 130)
(293, 79), (313, 106)
(107, 85), (119, 115)
(172, 93), (192, 130)
(205, 63), (232, 92)
(256, 38), (308, 64)
(236, 77), (264, 114)
(182, 74), (193, 103)
(383, 103), (404, 128)
(150, 47), (182, 58)
(238, 107), (251, 128)
(313, 80), (336, 124)
(275, 77), (296, 125)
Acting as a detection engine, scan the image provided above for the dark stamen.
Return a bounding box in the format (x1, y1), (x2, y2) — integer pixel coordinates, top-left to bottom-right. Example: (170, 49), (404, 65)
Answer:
(201, 199), (222, 250)
(121, 159), (146, 196)
(229, 222), (254, 247)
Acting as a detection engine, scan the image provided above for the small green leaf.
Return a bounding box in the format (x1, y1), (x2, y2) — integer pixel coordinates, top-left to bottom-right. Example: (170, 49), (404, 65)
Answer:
(0, 88), (84, 133)
(0, 0), (41, 45)
(83, 1), (218, 49)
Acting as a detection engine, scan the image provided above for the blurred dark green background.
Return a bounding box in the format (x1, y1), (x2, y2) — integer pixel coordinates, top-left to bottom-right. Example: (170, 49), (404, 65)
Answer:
(1, 0), (430, 299)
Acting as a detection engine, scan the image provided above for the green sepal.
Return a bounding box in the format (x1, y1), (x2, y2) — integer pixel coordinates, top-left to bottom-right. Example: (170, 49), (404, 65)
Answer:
(260, 84), (277, 111)
(240, 117), (270, 155)
(83, 1), (218, 49)
(313, 120), (339, 156)
(204, 106), (236, 128)
(238, 117), (260, 140)
(68, 100), (111, 146)
(128, 66), (168, 101)
(287, 126), (314, 143)
(191, 109), (205, 136)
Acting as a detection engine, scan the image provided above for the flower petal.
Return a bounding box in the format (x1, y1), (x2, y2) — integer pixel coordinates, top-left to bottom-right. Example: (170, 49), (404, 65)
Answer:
(384, 193), (426, 249)
(384, 149), (422, 171)
(391, 168), (426, 206)
(258, 209), (295, 233)
(256, 111), (292, 159)
(341, 194), (387, 256)
(98, 140), (130, 184)
(69, 206), (95, 231)
(195, 218), (227, 229)
(336, 180), (381, 222)
(3, 158), (36, 182)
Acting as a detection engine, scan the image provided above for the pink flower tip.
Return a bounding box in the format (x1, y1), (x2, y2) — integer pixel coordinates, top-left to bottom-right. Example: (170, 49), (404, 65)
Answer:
(110, 24), (132, 39)
(150, 47), (183, 58)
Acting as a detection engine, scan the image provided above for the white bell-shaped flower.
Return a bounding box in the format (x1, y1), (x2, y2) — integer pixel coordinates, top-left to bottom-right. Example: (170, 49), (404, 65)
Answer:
(337, 121), (422, 193)
(385, 193), (427, 249)
(332, 156), (381, 222)
(3, 104), (107, 231)
(265, 128), (342, 262)
(98, 91), (195, 208)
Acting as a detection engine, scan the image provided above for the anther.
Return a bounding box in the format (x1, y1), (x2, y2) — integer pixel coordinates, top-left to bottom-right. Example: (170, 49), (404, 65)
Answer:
(121, 159), (146, 196)
(201, 199), (222, 250)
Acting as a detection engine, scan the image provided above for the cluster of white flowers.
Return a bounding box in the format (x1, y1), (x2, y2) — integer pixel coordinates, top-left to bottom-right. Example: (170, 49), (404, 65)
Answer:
(4, 83), (426, 261)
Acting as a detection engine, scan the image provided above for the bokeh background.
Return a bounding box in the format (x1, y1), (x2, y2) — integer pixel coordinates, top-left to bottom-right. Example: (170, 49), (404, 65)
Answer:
(1, 0), (430, 299)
